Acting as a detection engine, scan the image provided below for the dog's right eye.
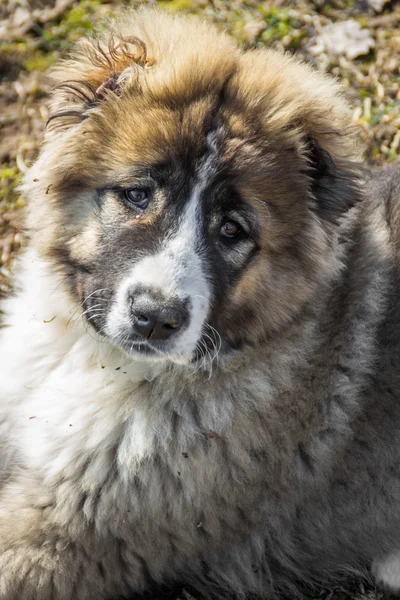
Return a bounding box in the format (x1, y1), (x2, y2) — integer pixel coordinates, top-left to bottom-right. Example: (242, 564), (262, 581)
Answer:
(124, 188), (151, 209)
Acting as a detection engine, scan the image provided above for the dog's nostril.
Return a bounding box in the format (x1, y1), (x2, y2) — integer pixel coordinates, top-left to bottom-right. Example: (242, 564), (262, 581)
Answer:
(129, 293), (189, 341)
(133, 312), (183, 340)
(162, 321), (180, 330)
(137, 314), (149, 324)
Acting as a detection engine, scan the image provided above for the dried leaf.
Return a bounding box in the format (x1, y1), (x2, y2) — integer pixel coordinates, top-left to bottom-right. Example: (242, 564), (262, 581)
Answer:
(310, 20), (375, 60)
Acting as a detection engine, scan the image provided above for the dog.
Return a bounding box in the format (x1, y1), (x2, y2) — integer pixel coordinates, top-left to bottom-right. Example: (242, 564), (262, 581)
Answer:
(1, 5), (400, 599)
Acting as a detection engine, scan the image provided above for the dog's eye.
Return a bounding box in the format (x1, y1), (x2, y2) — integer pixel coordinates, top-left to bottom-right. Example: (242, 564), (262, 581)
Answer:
(124, 188), (151, 209)
(220, 220), (242, 239)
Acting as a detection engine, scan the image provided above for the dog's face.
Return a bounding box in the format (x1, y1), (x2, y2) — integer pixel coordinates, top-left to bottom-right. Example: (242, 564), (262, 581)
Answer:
(27, 8), (362, 366)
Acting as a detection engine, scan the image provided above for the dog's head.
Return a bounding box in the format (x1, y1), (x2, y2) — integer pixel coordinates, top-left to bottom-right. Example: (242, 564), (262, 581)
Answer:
(26, 7), (363, 366)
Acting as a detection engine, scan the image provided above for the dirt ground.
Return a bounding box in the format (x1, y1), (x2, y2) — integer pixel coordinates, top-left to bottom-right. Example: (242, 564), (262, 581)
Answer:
(1, 0), (399, 598)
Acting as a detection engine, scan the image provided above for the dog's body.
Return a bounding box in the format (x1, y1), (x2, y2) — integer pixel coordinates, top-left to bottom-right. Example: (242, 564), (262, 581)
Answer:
(1, 7), (400, 599)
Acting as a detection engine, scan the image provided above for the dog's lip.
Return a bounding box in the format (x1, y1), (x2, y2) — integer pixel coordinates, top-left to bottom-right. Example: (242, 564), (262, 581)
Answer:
(123, 343), (158, 357)
(116, 334), (173, 358)
(110, 332), (198, 365)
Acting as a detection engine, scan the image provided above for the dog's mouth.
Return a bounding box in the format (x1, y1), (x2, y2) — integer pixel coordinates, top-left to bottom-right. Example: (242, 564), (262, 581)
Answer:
(87, 314), (180, 361)
(80, 267), (219, 365)
(115, 335), (178, 361)
(110, 328), (223, 367)
(84, 300), (222, 367)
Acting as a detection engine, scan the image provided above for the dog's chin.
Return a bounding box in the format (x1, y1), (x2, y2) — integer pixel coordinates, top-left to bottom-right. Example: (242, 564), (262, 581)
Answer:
(96, 317), (226, 368)
(109, 334), (195, 366)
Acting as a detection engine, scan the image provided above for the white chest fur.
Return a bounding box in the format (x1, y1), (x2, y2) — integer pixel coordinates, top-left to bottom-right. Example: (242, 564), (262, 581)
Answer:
(0, 251), (167, 483)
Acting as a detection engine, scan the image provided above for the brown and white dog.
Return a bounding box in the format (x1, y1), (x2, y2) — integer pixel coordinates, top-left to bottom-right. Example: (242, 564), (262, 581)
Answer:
(1, 6), (400, 599)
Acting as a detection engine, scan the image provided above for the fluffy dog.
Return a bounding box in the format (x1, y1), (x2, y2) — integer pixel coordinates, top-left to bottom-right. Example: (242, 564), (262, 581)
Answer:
(1, 6), (400, 599)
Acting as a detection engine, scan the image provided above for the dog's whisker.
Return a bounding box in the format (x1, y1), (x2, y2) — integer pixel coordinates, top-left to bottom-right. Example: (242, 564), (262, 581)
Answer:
(80, 288), (110, 307)
(86, 313), (105, 321)
(80, 304), (104, 318)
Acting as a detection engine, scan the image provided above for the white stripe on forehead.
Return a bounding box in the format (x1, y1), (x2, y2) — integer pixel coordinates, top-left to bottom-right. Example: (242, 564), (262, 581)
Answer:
(172, 127), (221, 232)
(131, 137), (217, 288)
(176, 140), (217, 235)
(105, 136), (220, 361)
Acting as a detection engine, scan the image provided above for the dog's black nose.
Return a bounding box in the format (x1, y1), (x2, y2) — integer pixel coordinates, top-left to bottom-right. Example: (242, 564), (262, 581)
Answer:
(130, 295), (188, 341)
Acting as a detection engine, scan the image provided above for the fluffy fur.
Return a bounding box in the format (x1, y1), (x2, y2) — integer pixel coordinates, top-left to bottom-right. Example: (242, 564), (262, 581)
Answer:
(1, 6), (400, 600)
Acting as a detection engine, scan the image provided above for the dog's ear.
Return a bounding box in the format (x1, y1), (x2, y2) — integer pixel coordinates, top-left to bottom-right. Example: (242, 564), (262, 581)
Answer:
(303, 133), (365, 224)
(45, 34), (153, 137)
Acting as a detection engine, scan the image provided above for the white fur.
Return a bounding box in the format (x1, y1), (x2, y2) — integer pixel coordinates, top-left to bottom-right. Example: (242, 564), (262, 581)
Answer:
(106, 151), (216, 363)
(372, 552), (400, 592)
(0, 249), (167, 479)
(0, 139), (219, 489)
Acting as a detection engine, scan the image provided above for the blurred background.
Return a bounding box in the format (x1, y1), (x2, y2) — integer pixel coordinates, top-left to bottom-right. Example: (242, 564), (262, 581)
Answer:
(0, 1), (399, 598)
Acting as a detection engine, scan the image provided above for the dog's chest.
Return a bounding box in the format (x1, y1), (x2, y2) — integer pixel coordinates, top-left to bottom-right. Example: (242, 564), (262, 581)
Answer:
(16, 347), (279, 536)
(75, 405), (274, 553)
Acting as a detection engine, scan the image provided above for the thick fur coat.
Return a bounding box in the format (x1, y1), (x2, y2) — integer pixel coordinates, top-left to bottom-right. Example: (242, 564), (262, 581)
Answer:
(1, 6), (400, 599)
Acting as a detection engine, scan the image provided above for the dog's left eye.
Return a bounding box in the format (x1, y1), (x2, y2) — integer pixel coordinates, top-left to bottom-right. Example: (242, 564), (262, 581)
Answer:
(220, 220), (242, 239)
(124, 188), (151, 209)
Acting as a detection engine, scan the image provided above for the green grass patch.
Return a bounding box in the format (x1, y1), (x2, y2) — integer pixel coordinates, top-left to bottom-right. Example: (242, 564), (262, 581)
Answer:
(22, 0), (114, 72)
(158, 0), (194, 10)
(23, 50), (57, 72)
(0, 165), (22, 206)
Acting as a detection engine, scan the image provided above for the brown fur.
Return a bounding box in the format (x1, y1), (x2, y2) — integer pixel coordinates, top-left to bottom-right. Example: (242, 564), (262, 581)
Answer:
(36, 6), (363, 339)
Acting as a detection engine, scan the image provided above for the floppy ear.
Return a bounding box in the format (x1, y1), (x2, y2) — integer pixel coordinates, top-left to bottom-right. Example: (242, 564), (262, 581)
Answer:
(304, 134), (365, 224)
(45, 34), (154, 137)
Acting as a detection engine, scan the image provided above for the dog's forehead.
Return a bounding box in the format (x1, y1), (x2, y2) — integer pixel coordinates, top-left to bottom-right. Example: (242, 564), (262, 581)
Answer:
(78, 101), (235, 198)
(95, 95), (221, 165)
(78, 91), (301, 214)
